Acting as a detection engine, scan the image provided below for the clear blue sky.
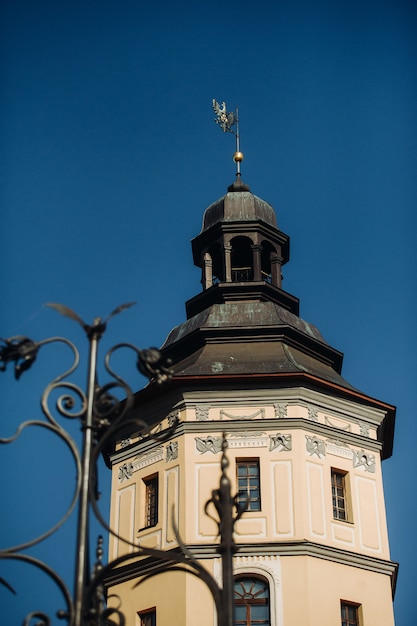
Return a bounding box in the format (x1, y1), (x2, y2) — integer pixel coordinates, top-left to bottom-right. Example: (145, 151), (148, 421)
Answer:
(1, 1), (416, 623)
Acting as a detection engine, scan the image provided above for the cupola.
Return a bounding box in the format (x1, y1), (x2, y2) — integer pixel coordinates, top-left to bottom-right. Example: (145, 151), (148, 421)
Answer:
(186, 178), (298, 319)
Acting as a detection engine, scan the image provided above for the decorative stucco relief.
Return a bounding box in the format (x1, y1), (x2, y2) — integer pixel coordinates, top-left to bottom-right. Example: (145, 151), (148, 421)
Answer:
(307, 405), (319, 422)
(219, 408), (265, 420)
(324, 415), (351, 431)
(195, 404), (210, 421)
(167, 410), (179, 427)
(166, 441), (178, 462)
(213, 554), (281, 588)
(118, 462), (134, 482)
(228, 433), (268, 449)
(118, 447), (164, 481)
(306, 435), (326, 458)
(273, 403), (288, 419)
(359, 422), (370, 437)
(353, 450), (376, 473)
(326, 441), (353, 460)
(234, 555), (281, 586)
(195, 436), (223, 454)
(120, 438), (131, 448)
(269, 433), (292, 452)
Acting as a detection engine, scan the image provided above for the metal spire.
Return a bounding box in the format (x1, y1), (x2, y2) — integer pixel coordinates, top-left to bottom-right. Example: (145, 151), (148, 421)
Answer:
(212, 99), (244, 179)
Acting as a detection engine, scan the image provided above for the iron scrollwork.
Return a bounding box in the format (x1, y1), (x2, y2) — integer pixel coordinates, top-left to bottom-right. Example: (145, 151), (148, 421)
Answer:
(1, 303), (246, 626)
(0, 303), (173, 626)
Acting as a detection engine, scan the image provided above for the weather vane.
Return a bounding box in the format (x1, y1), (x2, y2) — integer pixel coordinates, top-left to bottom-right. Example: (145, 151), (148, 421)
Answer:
(212, 99), (244, 178)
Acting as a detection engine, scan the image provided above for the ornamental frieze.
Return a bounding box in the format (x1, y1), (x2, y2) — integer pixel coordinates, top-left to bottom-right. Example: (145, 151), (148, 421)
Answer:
(326, 441), (353, 460)
(228, 433), (268, 449)
(117, 447), (164, 480)
(324, 415), (351, 431)
(219, 408), (265, 420)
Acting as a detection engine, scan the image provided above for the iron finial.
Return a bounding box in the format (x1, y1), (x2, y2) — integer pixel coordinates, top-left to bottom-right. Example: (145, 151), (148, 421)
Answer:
(212, 99), (243, 179)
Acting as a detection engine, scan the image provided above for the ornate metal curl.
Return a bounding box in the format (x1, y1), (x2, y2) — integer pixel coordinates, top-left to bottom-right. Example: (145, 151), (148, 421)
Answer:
(0, 303), (174, 626)
(1, 304), (245, 626)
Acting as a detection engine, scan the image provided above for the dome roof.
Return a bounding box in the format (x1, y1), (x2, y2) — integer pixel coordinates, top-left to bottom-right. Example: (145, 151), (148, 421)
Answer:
(201, 179), (277, 232)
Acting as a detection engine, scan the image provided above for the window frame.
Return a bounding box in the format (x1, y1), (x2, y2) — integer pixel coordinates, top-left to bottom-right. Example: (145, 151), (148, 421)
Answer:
(142, 473), (159, 529)
(138, 607), (156, 626)
(236, 458), (261, 512)
(331, 468), (352, 523)
(340, 600), (361, 626)
(234, 575), (270, 626)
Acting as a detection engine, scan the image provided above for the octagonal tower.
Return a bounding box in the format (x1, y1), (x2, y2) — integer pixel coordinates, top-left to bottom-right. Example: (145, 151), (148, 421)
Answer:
(106, 175), (397, 626)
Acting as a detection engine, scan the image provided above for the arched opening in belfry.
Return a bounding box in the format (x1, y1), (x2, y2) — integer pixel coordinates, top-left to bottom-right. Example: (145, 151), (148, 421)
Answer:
(231, 236), (254, 282)
(207, 243), (224, 284)
(261, 241), (276, 284)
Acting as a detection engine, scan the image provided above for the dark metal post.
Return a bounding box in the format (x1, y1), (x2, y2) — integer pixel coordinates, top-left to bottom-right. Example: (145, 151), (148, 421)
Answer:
(218, 449), (235, 626)
(73, 321), (103, 626)
(207, 436), (244, 626)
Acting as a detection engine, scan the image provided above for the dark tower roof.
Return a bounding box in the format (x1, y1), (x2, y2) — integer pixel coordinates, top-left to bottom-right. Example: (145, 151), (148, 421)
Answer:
(155, 177), (395, 459)
(163, 178), (346, 383)
(201, 180), (278, 232)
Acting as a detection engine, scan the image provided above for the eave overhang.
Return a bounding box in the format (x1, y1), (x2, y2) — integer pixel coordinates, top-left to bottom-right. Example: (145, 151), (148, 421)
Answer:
(129, 370), (395, 460)
(186, 282), (300, 317)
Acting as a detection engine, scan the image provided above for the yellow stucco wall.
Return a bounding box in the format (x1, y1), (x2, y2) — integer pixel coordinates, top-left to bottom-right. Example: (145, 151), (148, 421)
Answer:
(107, 390), (395, 625)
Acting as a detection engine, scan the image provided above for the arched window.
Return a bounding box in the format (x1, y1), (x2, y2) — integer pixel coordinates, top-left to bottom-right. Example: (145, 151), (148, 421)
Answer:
(260, 242), (276, 284)
(231, 237), (254, 282)
(207, 243), (224, 284)
(234, 576), (270, 626)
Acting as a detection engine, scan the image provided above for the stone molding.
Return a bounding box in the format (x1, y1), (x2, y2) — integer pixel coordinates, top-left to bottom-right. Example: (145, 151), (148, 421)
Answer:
(110, 418), (383, 465)
(103, 541), (398, 595)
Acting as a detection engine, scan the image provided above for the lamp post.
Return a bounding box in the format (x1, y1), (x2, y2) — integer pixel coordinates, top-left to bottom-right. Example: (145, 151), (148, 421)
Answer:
(0, 303), (245, 626)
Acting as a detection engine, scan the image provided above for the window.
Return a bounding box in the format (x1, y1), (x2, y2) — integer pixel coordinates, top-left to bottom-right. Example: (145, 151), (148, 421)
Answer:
(237, 459), (261, 511)
(234, 576), (270, 626)
(341, 601), (360, 626)
(139, 608), (156, 626)
(331, 469), (349, 521)
(143, 474), (158, 528)
(231, 236), (254, 282)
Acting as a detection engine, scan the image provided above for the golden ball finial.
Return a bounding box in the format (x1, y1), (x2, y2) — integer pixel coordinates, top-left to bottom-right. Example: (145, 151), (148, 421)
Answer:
(233, 151), (244, 163)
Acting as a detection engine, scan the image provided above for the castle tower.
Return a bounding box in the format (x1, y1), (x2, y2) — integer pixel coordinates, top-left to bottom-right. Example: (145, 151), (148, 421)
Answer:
(106, 172), (397, 626)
